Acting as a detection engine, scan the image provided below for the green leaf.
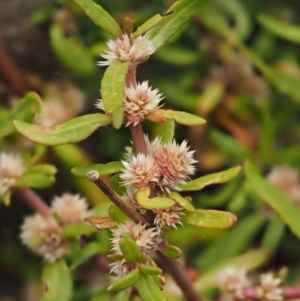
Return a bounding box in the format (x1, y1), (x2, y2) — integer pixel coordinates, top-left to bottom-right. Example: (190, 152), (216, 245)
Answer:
(152, 119), (175, 143)
(196, 213), (265, 271)
(70, 242), (107, 270)
(136, 275), (167, 301)
(107, 268), (140, 292)
(119, 234), (143, 264)
(1, 191), (11, 206)
(100, 61), (129, 125)
(72, 161), (123, 178)
(112, 106), (124, 129)
(244, 161), (300, 239)
(139, 264), (163, 275)
(179, 166), (241, 191)
(194, 249), (270, 293)
(114, 290), (131, 301)
(182, 209), (237, 229)
(261, 216), (285, 251)
(136, 187), (175, 210)
(109, 205), (130, 223)
(146, 109), (206, 126)
(258, 14), (300, 44)
(14, 113), (111, 145)
(159, 244), (182, 259)
(50, 23), (96, 77)
(148, 0), (205, 49)
(71, 0), (122, 37)
(41, 259), (72, 301)
(90, 290), (110, 301)
(169, 191), (195, 211)
(0, 92), (42, 138)
(17, 164), (57, 188)
(62, 223), (97, 237)
(132, 14), (163, 39)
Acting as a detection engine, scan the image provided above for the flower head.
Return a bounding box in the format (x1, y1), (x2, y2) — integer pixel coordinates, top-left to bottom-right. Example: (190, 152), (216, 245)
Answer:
(120, 153), (160, 189)
(216, 267), (249, 300)
(98, 34), (155, 66)
(153, 206), (184, 229)
(146, 137), (197, 192)
(20, 213), (69, 262)
(0, 152), (25, 196)
(124, 81), (163, 125)
(51, 193), (89, 225)
(110, 221), (161, 255)
(258, 273), (283, 301)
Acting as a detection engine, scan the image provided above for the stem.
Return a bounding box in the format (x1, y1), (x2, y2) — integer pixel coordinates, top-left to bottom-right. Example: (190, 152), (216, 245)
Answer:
(156, 251), (203, 301)
(14, 187), (50, 218)
(129, 123), (148, 155)
(125, 66), (136, 87)
(87, 171), (148, 224)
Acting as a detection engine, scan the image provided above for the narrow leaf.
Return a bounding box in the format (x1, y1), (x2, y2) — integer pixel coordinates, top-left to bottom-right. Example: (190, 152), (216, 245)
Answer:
(179, 166), (241, 191)
(112, 106), (124, 129)
(159, 244), (182, 259)
(132, 14), (163, 39)
(169, 191), (195, 211)
(136, 187), (175, 210)
(71, 0), (122, 37)
(14, 113), (111, 145)
(50, 23), (96, 76)
(182, 209), (237, 229)
(119, 234), (143, 264)
(244, 161), (300, 238)
(136, 275), (167, 301)
(0, 92), (42, 138)
(17, 174), (55, 189)
(148, 0), (205, 49)
(41, 259), (72, 301)
(258, 14), (300, 44)
(72, 161), (123, 178)
(146, 109), (206, 126)
(62, 223), (97, 237)
(101, 61), (129, 116)
(107, 268), (140, 292)
(139, 264), (163, 276)
(153, 119), (175, 143)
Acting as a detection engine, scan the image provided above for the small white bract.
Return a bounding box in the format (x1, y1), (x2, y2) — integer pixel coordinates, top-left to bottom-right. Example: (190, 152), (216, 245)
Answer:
(216, 266), (249, 300)
(109, 258), (137, 277)
(120, 153), (160, 189)
(267, 166), (300, 205)
(258, 273), (283, 301)
(110, 220), (161, 255)
(124, 81), (164, 125)
(98, 34), (155, 66)
(0, 152), (25, 196)
(51, 193), (89, 225)
(20, 213), (69, 262)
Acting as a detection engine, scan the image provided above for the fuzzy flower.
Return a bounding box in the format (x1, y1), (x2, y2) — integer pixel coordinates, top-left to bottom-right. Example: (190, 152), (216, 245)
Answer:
(120, 153), (160, 189)
(216, 267), (249, 300)
(0, 152), (25, 196)
(267, 166), (300, 205)
(257, 273), (283, 301)
(153, 206), (184, 229)
(110, 221), (161, 255)
(20, 213), (69, 262)
(98, 34), (155, 66)
(124, 81), (163, 125)
(147, 137), (197, 192)
(109, 258), (137, 277)
(51, 193), (89, 225)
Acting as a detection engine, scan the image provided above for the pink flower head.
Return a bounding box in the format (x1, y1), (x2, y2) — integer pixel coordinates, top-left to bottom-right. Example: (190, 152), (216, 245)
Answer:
(98, 34), (155, 66)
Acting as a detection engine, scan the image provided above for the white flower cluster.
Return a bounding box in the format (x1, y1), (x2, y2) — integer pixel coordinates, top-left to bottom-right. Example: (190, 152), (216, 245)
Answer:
(109, 221), (161, 277)
(20, 193), (89, 262)
(217, 267), (283, 301)
(0, 152), (25, 196)
(121, 137), (197, 193)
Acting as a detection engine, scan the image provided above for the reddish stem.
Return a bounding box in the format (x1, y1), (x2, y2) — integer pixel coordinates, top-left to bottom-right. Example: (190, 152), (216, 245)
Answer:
(129, 123), (148, 155)
(14, 187), (50, 218)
